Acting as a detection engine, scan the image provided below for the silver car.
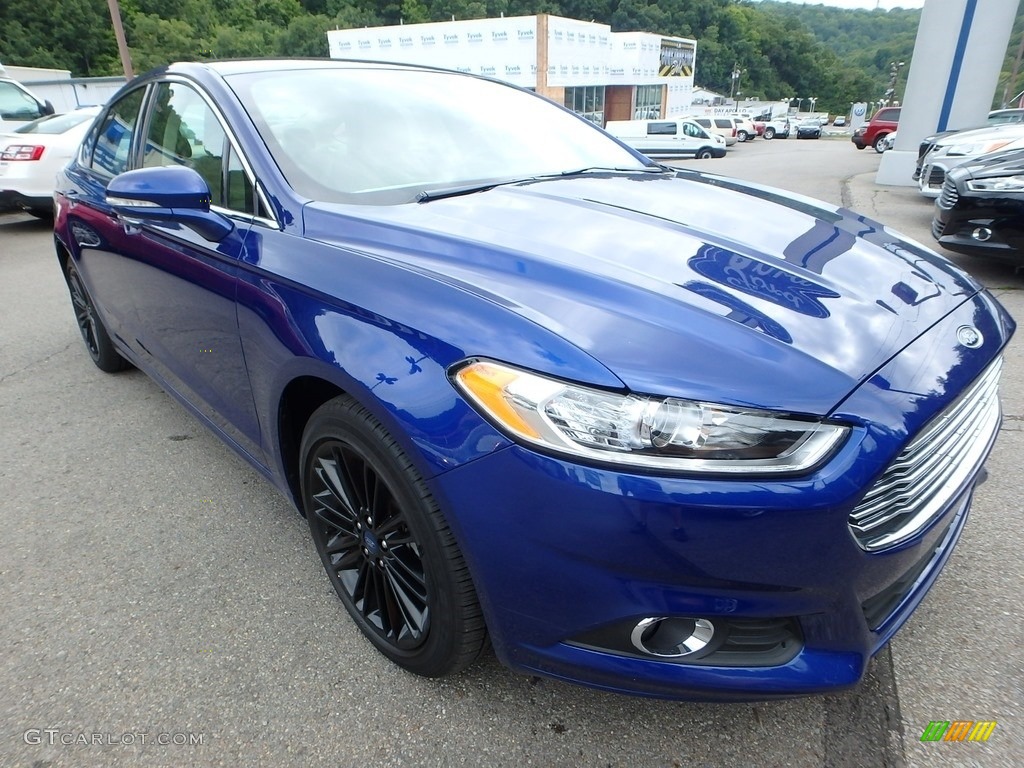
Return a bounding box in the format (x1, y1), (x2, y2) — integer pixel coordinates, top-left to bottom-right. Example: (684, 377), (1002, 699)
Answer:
(919, 124), (1024, 197)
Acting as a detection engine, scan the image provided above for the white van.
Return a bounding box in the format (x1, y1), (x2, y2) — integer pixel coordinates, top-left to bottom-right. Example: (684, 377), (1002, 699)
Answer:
(604, 118), (727, 159)
(0, 68), (55, 133)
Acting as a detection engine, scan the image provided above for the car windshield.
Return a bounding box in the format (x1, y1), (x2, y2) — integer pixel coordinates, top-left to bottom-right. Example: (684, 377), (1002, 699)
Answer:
(226, 65), (648, 204)
(14, 110), (97, 135)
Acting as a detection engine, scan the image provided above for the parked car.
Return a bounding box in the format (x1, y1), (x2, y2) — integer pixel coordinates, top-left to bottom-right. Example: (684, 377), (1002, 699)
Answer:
(932, 146), (1024, 262)
(796, 118), (822, 139)
(762, 117), (791, 140)
(0, 106), (100, 217)
(917, 125), (1024, 198)
(688, 116), (738, 146)
(916, 109), (1024, 180)
(604, 118), (726, 159)
(876, 131), (897, 153)
(851, 107), (900, 152)
(833, 116), (847, 127)
(730, 114), (757, 142)
(54, 59), (1014, 701)
(752, 119), (766, 137)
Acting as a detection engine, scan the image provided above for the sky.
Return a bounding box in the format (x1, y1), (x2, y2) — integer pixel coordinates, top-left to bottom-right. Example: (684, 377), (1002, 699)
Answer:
(771, 0), (926, 9)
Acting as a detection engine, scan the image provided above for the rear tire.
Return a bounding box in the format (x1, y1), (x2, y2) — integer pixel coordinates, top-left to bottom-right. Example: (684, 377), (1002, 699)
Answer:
(874, 134), (889, 153)
(64, 260), (129, 373)
(764, 127), (775, 140)
(301, 396), (487, 677)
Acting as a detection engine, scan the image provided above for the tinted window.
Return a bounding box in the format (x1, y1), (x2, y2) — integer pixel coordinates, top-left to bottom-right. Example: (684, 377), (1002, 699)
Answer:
(226, 146), (256, 215)
(989, 110), (1024, 125)
(0, 81), (45, 121)
(876, 108), (900, 122)
(143, 83), (228, 207)
(90, 88), (146, 177)
(648, 122), (677, 136)
(714, 119), (733, 129)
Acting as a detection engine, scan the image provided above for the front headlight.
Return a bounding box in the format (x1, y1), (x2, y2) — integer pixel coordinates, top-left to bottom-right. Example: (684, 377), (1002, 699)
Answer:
(948, 140), (1012, 157)
(452, 360), (849, 474)
(967, 174), (1024, 192)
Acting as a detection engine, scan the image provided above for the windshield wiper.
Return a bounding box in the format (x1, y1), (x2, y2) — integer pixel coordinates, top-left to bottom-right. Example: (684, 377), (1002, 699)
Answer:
(416, 166), (671, 203)
(549, 165), (670, 177)
(416, 180), (518, 203)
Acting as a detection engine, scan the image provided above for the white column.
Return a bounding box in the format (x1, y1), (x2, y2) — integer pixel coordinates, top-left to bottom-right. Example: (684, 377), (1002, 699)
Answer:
(876, 0), (1019, 186)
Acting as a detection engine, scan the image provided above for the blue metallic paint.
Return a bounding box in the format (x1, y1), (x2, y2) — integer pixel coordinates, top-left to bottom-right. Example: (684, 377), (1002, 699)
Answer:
(53, 61), (1015, 700)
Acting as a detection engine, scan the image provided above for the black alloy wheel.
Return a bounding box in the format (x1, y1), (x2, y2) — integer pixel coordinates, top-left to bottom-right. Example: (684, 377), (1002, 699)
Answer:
(64, 260), (129, 373)
(301, 397), (486, 677)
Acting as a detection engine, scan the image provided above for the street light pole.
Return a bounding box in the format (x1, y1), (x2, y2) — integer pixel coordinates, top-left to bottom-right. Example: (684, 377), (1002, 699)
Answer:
(883, 60), (905, 106)
(729, 63), (743, 105)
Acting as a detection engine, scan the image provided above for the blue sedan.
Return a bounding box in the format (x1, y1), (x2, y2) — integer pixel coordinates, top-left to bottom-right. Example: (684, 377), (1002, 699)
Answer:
(54, 60), (1014, 700)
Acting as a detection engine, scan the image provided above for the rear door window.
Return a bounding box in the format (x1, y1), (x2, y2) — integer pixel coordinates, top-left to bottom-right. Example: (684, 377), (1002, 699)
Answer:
(647, 122), (677, 136)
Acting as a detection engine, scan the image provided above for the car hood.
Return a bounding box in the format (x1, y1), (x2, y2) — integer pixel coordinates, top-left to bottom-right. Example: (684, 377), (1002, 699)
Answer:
(952, 147), (1024, 179)
(303, 171), (982, 415)
(934, 123), (1024, 149)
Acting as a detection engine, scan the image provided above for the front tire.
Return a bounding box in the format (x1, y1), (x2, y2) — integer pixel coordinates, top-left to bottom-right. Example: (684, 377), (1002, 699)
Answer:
(764, 127), (775, 140)
(64, 260), (129, 373)
(300, 396), (487, 678)
(695, 148), (714, 159)
(737, 130), (749, 142)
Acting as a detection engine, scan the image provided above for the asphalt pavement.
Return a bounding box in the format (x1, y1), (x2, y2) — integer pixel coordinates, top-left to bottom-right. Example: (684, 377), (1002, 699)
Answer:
(0, 138), (1020, 767)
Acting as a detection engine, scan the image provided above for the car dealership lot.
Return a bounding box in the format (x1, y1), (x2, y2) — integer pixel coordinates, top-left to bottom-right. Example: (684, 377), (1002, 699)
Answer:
(1, 139), (1021, 767)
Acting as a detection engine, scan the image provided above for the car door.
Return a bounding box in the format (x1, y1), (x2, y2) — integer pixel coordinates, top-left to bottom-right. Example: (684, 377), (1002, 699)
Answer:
(66, 79), (264, 461)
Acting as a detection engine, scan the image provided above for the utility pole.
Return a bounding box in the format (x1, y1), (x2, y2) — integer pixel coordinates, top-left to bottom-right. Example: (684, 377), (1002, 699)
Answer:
(107, 0), (134, 80)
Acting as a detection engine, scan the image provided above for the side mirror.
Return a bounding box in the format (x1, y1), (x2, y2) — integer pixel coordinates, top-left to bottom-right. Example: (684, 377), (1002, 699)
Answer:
(106, 166), (234, 242)
(42, 99), (56, 116)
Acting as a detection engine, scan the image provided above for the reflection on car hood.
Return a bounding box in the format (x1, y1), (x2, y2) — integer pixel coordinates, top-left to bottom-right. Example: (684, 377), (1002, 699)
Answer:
(304, 171), (982, 414)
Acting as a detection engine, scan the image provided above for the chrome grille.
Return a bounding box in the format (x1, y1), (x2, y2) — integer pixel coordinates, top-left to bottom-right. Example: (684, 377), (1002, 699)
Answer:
(849, 359), (1003, 551)
(938, 177), (959, 209)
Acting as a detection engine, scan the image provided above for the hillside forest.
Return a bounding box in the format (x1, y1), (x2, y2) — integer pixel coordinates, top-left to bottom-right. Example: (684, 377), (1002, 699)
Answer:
(1, 0), (1023, 116)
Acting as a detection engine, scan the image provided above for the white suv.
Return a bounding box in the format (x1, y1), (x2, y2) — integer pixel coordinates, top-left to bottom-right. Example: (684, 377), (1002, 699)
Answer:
(688, 116), (738, 146)
(730, 115), (757, 142)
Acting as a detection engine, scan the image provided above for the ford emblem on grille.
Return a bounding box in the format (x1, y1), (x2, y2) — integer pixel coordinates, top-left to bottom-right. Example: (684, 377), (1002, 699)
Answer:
(957, 325), (983, 349)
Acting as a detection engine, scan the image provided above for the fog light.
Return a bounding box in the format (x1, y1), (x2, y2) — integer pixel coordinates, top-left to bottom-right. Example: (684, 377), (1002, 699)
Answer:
(971, 227), (993, 242)
(630, 617), (715, 658)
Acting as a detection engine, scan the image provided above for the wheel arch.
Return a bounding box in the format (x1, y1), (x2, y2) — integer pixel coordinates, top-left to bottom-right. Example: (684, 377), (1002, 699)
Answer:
(277, 374), (349, 513)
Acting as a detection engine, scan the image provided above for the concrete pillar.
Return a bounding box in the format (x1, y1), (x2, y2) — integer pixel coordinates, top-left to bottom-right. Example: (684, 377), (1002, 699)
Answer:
(876, 0), (1019, 186)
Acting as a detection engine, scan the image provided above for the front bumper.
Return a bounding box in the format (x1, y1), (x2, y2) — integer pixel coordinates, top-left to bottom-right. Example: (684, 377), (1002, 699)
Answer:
(432, 293), (1012, 700)
(932, 189), (1024, 261)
